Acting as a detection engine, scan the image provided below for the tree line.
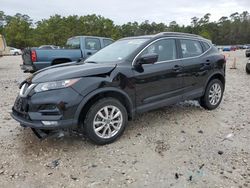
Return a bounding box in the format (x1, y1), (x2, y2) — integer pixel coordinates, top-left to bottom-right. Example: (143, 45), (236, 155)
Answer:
(0, 10), (250, 49)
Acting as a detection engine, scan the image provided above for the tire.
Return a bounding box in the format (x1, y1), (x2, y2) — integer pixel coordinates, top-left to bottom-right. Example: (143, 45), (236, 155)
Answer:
(14, 52), (18, 56)
(199, 79), (224, 110)
(246, 64), (250, 74)
(83, 98), (128, 145)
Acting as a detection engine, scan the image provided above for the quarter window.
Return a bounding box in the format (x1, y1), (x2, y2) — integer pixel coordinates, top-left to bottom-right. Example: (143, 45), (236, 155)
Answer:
(85, 38), (101, 50)
(202, 41), (211, 51)
(140, 39), (177, 62)
(180, 39), (203, 58)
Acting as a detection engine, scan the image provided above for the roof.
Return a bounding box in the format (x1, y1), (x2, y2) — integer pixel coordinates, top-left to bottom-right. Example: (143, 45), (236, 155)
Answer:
(120, 32), (209, 42)
(155, 32), (202, 38)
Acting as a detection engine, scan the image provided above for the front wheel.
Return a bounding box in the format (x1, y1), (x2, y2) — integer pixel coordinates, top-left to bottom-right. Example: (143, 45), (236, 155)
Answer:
(83, 98), (128, 145)
(199, 79), (224, 110)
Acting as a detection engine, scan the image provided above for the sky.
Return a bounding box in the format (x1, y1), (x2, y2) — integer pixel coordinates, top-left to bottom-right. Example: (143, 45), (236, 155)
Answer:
(1, 0), (250, 25)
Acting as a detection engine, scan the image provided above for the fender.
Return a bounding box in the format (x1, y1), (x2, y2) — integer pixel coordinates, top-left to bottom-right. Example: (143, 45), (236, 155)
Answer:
(203, 71), (225, 95)
(74, 87), (135, 123)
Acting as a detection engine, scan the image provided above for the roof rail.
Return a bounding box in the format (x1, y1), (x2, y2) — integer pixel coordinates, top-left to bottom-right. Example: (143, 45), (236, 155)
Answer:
(156, 32), (202, 38)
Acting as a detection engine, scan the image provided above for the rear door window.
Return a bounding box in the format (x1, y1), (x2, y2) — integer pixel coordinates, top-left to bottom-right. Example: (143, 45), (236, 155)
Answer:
(85, 38), (101, 50)
(180, 39), (203, 58)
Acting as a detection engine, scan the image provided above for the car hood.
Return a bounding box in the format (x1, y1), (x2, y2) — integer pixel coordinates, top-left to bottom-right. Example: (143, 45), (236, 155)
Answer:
(31, 62), (117, 83)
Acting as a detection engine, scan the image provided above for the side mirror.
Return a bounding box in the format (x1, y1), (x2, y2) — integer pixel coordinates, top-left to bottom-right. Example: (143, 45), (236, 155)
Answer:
(137, 53), (158, 65)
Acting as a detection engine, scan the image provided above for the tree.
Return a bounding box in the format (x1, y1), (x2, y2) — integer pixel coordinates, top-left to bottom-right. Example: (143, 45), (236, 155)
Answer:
(3, 13), (33, 48)
(0, 10), (250, 47)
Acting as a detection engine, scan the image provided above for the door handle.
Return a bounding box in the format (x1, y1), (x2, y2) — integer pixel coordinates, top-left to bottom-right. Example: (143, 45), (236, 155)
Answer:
(172, 65), (182, 71)
(200, 61), (211, 71)
(204, 59), (211, 66)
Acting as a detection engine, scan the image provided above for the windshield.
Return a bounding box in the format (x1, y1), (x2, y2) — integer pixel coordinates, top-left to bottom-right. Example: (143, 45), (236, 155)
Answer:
(85, 38), (149, 63)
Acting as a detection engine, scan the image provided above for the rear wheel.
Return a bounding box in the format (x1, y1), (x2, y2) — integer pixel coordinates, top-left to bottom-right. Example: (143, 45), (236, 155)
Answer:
(199, 79), (224, 110)
(83, 98), (128, 145)
(14, 52), (18, 56)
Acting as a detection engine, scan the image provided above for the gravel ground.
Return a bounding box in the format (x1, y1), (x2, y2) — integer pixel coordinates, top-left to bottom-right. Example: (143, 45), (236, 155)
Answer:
(0, 51), (249, 188)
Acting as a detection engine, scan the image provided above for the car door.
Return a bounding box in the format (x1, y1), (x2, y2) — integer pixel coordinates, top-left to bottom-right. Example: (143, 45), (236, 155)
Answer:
(84, 37), (101, 57)
(132, 38), (184, 112)
(178, 39), (212, 99)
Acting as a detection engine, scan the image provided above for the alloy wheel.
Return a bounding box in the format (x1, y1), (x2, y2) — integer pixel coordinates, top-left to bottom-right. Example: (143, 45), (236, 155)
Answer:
(208, 83), (222, 105)
(93, 105), (123, 139)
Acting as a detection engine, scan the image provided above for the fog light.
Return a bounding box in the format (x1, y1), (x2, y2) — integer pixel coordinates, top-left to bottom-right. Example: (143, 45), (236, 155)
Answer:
(42, 121), (58, 126)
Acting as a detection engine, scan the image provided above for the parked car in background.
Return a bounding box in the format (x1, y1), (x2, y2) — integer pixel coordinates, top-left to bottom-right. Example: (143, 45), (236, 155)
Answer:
(38, 45), (60, 49)
(21, 36), (114, 73)
(9, 47), (22, 55)
(246, 48), (250, 57)
(236, 45), (244, 49)
(222, 46), (231, 51)
(230, 46), (237, 51)
(12, 32), (226, 144)
(243, 44), (250, 49)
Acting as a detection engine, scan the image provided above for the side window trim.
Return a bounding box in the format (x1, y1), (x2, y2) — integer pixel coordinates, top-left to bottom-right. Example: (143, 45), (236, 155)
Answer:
(200, 41), (211, 53)
(132, 37), (212, 66)
(134, 38), (178, 65)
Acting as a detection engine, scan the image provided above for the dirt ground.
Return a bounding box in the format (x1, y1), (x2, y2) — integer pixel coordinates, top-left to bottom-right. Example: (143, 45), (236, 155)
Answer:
(0, 51), (249, 188)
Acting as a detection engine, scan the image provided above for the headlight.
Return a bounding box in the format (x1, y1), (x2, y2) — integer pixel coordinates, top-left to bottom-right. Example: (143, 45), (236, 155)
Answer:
(34, 78), (80, 93)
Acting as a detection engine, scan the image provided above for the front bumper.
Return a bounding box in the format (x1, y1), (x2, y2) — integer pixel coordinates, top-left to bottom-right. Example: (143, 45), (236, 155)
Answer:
(11, 110), (77, 129)
(12, 87), (82, 130)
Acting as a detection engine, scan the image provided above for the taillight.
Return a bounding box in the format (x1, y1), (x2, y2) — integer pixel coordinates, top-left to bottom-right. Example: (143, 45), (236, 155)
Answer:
(31, 50), (37, 62)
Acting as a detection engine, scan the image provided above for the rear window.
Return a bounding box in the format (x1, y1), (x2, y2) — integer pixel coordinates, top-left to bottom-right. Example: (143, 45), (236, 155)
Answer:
(103, 39), (113, 47)
(180, 39), (203, 58)
(66, 38), (80, 49)
(85, 38), (101, 50)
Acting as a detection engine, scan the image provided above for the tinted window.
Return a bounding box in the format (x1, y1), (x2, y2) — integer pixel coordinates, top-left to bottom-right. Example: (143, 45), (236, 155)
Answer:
(103, 39), (113, 47)
(180, 39), (203, 58)
(202, 42), (210, 51)
(85, 38), (101, 50)
(66, 38), (80, 49)
(44, 46), (52, 49)
(141, 39), (177, 62)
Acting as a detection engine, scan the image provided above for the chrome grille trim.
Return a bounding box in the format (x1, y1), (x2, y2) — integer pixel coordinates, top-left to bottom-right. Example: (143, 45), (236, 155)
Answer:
(19, 83), (36, 97)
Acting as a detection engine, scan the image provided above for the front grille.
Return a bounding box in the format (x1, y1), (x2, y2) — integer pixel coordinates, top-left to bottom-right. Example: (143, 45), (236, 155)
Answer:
(13, 97), (29, 119)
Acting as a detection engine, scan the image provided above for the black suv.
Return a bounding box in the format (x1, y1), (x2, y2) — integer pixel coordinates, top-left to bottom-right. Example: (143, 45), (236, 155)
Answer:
(12, 32), (226, 144)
